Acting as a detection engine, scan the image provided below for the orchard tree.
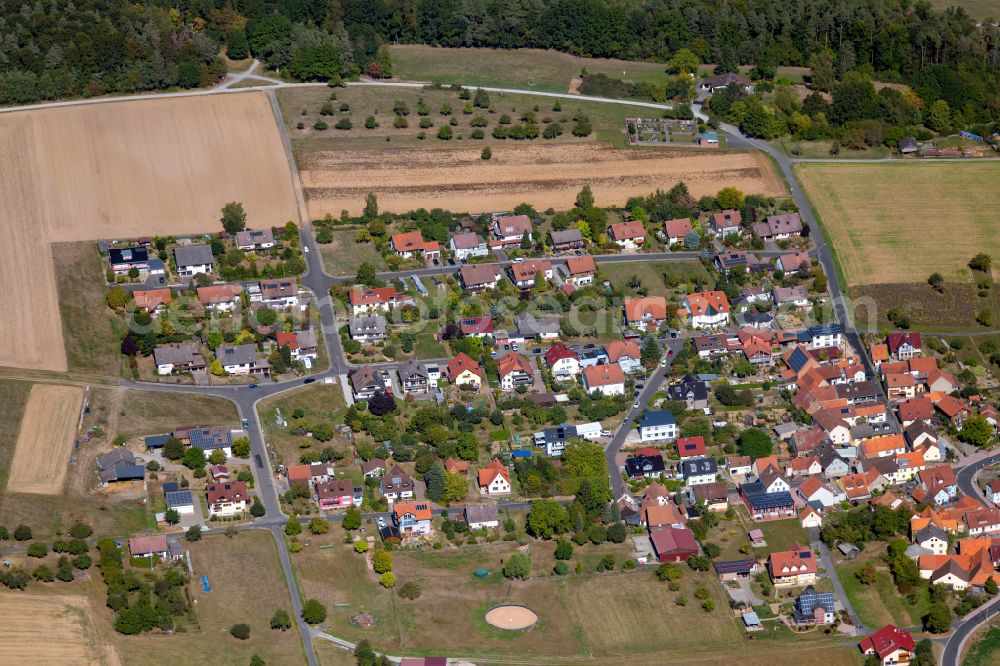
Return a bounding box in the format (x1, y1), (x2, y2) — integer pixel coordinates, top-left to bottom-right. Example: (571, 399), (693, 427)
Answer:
(959, 415), (993, 447)
(502, 552), (531, 579)
(575, 184), (595, 210)
(250, 496), (266, 518)
(301, 599), (327, 624)
(342, 507), (361, 530)
(928, 273), (944, 292)
(270, 608), (292, 630)
(970, 254), (992, 272)
(527, 499), (570, 538)
(666, 48), (699, 74)
(222, 202), (247, 235)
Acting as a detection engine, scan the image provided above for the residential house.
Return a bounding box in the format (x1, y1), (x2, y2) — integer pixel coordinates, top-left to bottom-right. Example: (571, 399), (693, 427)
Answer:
(165, 489), (195, 515)
(776, 251), (811, 273)
(904, 421), (938, 452)
(459, 317), (493, 338)
(381, 465), (415, 503)
(134, 288), (172, 314)
(217, 344), (268, 375)
(768, 546), (818, 587)
(508, 259), (553, 289)
(885, 373), (917, 400)
(713, 558), (762, 582)
(798, 476), (845, 509)
(626, 454), (666, 480)
(465, 504), (500, 530)
(490, 214), (533, 246)
(154, 343), (206, 375)
(692, 481), (729, 511)
(209, 465), (229, 482)
(987, 479), (1000, 505)
(390, 231), (440, 261)
(684, 291), (730, 329)
(458, 264), (502, 292)
(348, 315), (387, 343)
(650, 527), (700, 562)
(915, 524), (949, 555)
(709, 209), (742, 237)
(479, 460), (512, 495)
(936, 394), (971, 427)
(443, 458), (469, 475)
(740, 481), (795, 520)
(604, 339), (642, 374)
(129, 535), (170, 559)
(399, 359), (431, 395)
(758, 467), (791, 494)
(898, 398), (934, 427)
(667, 375), (710, 410)
(680, 457), (718, 486)
(664, 217), (693, 244)
(450, 232), (488, 260)
(800, 506), (824, 528)
(888, 331), (922, 360)
(513, 312), (561, 340)
(544, 343), (580, 381)
(699, 72), (753, 94)
(276, 330), (318, 362)
(348, 287), (414, 316)
(635, 410), (677, 443)
(174, 244), (214, 276)
(316, 479), (362, 509)
(919, 466), (959, 505)
(786, 456), (822, 478)
(642, 500), (686, 530)
(773, 285), (811, 309)
(287, 463), (334, 488)
(794, 587), (835, 626)
(206, 481), (250, 517)
(393, 501), (433, 536)
(533, 422), (602, 456)
(447, 352), (485, 388)
(549, 228), (585, 251)
(582, 364), (626, 396)
(560, 255), (596, 286)
(256, 278), (300, 309)
(109, 246), (149, 275)
(198, 284), (244, 312)
(235, 228), (275, 251)
(96, 449), (145, 485)
(742, 335), (773, 367)
(859, 625), (915, 666)
(608, 220), (646, 249)
(860, 434), (907, 459)
(676, 436), (706, 460)
(173, 426), (233, 456)
(577, 346), (609, 368)
(727, 455), (753, 477)
(361, 459), (387, 479)
(498, 353), (533, 392)
(753, 213), (803, 240)
(965, 507), (1000, 537)
(623, 296), (668, 330)
(350, 366), (386, 400)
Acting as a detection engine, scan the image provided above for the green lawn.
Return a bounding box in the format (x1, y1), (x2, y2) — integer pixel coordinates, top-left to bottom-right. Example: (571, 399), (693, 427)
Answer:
(963, 625), (1000, 666)
(599, 260), (714, 297)
(391, 45), (669, 93)
(928, 0), (998, 21)
(837, 552), (929, 629)
(412, 329), (448, 360)
(316, 227), (387, 277)
(755, 519), (811, 552)
(257, 383), (349, 467)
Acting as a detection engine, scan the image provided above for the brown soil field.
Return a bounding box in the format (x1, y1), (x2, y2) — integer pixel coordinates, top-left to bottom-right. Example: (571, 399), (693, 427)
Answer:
(0, 592), (121, 665)
(299, 143), (784, 217)
(0, 92), (298, 372)
(7, 384), (83, 495)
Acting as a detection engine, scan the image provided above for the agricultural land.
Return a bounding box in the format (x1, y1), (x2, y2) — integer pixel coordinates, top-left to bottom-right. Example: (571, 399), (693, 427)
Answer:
(0, 91), (298, 373)
(7, 384), (83, 495)
(0, 592), (121, 665)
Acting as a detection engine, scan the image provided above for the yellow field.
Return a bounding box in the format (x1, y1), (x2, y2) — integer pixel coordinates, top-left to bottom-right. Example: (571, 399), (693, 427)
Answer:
(7, 384), (82, 495)
(0, 92), (298, 372)
(0, 592), (120, 665)
(301, 143), (784, 217)
(796, 162), (1000, 286)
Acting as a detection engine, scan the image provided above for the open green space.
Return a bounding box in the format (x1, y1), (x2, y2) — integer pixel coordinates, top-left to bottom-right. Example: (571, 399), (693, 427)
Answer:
(836, 546), (930, 629)
(257, 382), (349, 467)
(963, 624), (1000, 666)
(928, 0), (998, 21)
(600, 260), (715, 298)
(391, 45), (669, 93)
(317, 227), (388, 278)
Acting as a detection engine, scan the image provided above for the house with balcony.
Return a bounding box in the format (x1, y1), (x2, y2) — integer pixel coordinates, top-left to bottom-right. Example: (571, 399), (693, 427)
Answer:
(206, 481), (250, 517)
(217, 344), (268, 376)
(684, 291), (730, 329)
(316, 479), (362, 509)
(498, 353), (533, 392)
(608, 220), (646, 250)
(399, 359), (431, 395)
(544, 343), (580, 380)
(709, 210), (742, 237)
(235, 228), (275, 251)
(450, 232), (489, 260)
(393, 501), (433, 536)
(560, 255), (596, 286)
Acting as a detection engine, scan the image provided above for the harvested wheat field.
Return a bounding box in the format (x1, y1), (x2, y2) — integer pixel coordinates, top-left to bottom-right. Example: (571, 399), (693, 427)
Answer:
(796, 161), (1000, 286)
(0, 592), (120, 665)
(0, 92), (298, 372)
(7, 384), (83, 495)
(300, 143), (784, 217)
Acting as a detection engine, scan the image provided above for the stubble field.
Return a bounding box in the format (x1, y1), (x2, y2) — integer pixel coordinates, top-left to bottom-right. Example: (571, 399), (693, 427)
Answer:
(795, 162), (1000, 286)
(301, 143), (783, 217)
(7, 384), (82, 495)
(0, 592), (120, 665)
(0, 92), (298, 373)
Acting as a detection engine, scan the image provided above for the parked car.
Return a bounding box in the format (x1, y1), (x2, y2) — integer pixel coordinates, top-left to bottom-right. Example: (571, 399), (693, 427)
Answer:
(304, 377), (316, 384)
(633, 400), (640, 408)
(249, 383), (259, 389)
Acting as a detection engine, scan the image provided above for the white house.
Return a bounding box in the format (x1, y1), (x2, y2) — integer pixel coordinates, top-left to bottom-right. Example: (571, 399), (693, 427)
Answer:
(582, 364), (626, 396)
(684, 291), (731, 329)
(206, 481), (250, 517)
(174, 244), (214, 276)
(638, 410), (678, 442)
(450, 232), (489, 260)
(680, 457), (718, 486)
(235, 228), (275, 251)
(216, 344), (267, 375)
(544, 343), (580, 380)
(478, 461), (512, 495)
(465, 504), (500, 530)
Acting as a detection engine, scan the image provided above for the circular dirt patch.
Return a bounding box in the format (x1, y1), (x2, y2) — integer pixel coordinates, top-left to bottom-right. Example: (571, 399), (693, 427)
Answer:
(349, 612), (377, 629)
(485, 605), (538, 630)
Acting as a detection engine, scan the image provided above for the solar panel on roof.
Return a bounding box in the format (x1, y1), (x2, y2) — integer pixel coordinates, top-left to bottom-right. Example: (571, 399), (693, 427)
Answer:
(800, 552), (812, 558)
(745, 490), (793, 510)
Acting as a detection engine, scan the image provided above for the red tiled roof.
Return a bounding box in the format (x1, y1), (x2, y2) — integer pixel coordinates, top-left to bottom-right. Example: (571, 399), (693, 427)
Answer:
(207, 481), (249, 504)
(134, 288), (172, 311)
(583, 364), (625, 387)
(544, 342), (578, 366)
(624, 297), (667, 323)
(685, 291), (731, 317)
(498, 352), (532, 379)
(198, 284), (243, 306)
(478, 459), (510, 487)
(564, 255), (596, 275)
(447, 352), (484, 382)
(664, 217), (693, 238)
(609, 220), (645, 241)
(605, 339), (641, 362)
(859, 625), (915, 660)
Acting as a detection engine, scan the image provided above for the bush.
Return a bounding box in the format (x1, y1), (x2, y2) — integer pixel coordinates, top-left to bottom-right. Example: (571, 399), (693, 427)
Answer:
(372, 550), (393, 573)
(335, 117), (352, 130)
(437, 126), (453, 140)
(554, 540), (573, 560)
(354, 540), (369, 553)
(301, 599), (327, 624)
(313, 120), (328, 131)
(379, 572), (396, 588)
(230, 623), (251, 640)
(69, 523), (93, 540)
(26, 543), (48, 558)
(271, 608), (292, 630)
(33, 564), (54, 582)
(393, 115), (408, 128)
(73, 554), (92, 570)
(419, 117), (433, 129)
(503, 552), (531, 579)
(13, 524), (31, 541)
(471, 129), (485, 140)
(398, 581), (421, 600)
(553, 561), (570, 575)
(308, 518), (329, 535)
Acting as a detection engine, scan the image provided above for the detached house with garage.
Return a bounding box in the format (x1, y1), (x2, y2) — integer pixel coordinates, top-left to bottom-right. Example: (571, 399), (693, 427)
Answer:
(109, 246), (149, 275)
(560, 255), (596, 286)
(348, 287), (414, 316)
(217, 344), (268, 376)
(507, 259), (553, 289)
(350, 366), (386, 400)
(549, 228), (586, 251)
(398, 359), (430, 395)
(254, 278), (301, 309)
(624, 296), (668, 330)
(490, 214), (533, 247)
(638, 410), (678, 442)
(381, 465), (415, 503)
(154, 342), (206, 375)
(447, 352), (485, 388)
(458, 264), (502, 292)
(276, 330), (318, 362)
(134, 288), (172, 314)
(887, 331), (922, 360)
(393, 501), (433, 536)
(608, 220), (646, 250)
(859, 625), (915, 666)
(174, 244), (214, 276)
(316, 479), (362, 509)
(348, 315), (387, 343)
(390, 231), (440, 261)
(544, 343), (580, 380)
(235, 228), (275, 251)
(684, 291), (730, 328)
(752, 213), (803, 240)
(206, 481), (250, 517)
(709, 209), (742, 237)
(450, 232), (488, 260)
(664, 217), (694, 244)
(604, 339), (642, 374)
(769, 546), (818, 587)
(198, 284), (244, 312)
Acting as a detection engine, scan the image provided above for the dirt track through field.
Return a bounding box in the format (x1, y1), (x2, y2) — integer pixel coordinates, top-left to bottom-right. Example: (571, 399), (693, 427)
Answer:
(0, 92), (298, 372)
(0, 592), (120, 665)
(299, 143), (784, 216)
(7, 384), (83, 495)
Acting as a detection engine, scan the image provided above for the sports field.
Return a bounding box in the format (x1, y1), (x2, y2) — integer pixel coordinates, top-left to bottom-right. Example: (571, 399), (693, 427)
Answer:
(795, 162), (1000, 286)
(0, 592), (120, 665)
(391, 45), (669, 92)
(7, 384), (82, 495)
(302, 143), (782, 217)
(0, 92), (298, 373)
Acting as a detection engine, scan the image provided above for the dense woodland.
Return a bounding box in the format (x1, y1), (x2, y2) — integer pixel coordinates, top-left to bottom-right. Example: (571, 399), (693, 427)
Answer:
(3, 0), (1000, 131)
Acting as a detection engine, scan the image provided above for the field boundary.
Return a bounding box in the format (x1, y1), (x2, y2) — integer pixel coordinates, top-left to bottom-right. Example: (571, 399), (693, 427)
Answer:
(7, 384), (83, 495)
